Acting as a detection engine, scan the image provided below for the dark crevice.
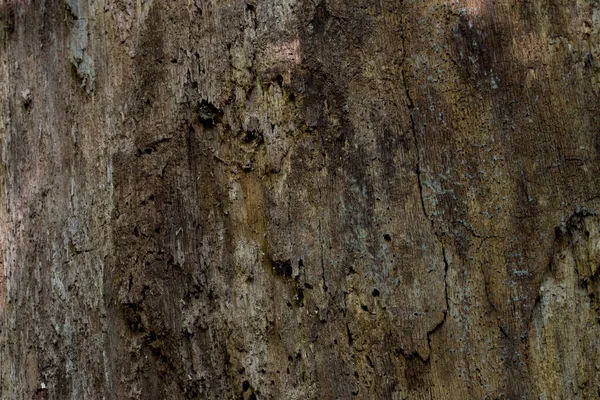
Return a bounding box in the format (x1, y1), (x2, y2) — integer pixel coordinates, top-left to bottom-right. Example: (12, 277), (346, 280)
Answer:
(195, 100), (223, 127)
(135, 136), (172, 157)
(481, 261), (500, 315)
(402, 67), (430, 225)
(399, 347), (427, 363)
(423, 246), (450, 361)
(295, 287), (304, 307)
(273, 259), (293, 278)
(441, 247), (451, 314)
(400, 19), (429, 225)
(345, 322), (354, 351)
(342, 291), (359, 395)
(317, 185), (328, 292)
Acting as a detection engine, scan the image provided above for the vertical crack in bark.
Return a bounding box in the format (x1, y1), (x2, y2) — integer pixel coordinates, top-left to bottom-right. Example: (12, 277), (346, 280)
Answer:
(401, 68), (429, 224)
(317, 186), (327, 293)
(400, 13), (449, 359)
(318, 219), (327, 293)
(399, 13), (429, 225)
(345, 321), (354, 352)
(441, 247), (450, 317)
(479, 260), (508, 340)
(424, 246), (450, 361)
(342, 291), (358, 391)
(526, 269), (545, 335)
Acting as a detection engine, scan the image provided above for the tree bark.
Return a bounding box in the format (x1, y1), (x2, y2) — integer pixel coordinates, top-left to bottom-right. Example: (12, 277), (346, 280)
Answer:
(1, 0), (600, 398)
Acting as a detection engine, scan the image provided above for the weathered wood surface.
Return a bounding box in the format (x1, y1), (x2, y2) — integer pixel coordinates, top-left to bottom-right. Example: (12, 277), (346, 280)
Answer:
(1, 0), (600, 398)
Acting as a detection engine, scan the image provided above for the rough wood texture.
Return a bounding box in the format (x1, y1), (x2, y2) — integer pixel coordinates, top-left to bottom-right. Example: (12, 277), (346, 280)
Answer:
(1, 0), (600, 398)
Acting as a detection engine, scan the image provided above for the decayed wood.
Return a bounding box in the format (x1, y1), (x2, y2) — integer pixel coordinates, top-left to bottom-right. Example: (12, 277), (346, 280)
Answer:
(1, 0), (600, 398)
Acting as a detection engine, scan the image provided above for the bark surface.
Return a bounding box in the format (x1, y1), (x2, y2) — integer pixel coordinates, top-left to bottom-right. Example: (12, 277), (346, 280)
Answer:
(1, 0), (600, 398)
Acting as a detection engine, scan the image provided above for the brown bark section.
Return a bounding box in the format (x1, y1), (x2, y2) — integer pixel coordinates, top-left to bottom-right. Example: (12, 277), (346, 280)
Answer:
(1, 0), (600, 398)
